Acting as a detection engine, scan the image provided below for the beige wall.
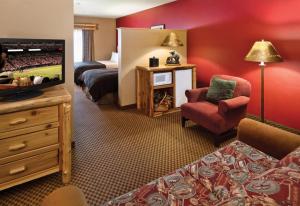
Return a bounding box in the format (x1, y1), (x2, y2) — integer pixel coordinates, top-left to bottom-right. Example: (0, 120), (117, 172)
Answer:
(74, 16), (116, 60)
(0, 0), (74, 96)
(118, 28), (187, 106)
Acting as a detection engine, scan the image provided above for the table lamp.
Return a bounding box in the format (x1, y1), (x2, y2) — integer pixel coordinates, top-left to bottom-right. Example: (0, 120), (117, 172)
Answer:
(161, 32), (183, 65)
(245, 40), (282, 122)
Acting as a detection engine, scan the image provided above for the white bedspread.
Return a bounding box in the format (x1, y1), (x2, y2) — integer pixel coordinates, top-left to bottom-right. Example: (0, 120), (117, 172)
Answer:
(97, 60), (118, 69)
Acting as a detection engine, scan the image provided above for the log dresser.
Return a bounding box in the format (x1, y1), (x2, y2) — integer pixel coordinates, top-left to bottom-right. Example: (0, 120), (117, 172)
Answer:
(0, 86), (72, 191)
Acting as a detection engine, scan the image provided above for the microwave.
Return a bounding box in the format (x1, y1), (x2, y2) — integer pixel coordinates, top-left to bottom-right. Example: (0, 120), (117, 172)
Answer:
(153, 72), (172, 86)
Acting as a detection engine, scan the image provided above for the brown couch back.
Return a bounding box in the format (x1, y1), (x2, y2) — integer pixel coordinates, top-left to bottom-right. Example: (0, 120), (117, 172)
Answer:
(238, 118), (300, 159)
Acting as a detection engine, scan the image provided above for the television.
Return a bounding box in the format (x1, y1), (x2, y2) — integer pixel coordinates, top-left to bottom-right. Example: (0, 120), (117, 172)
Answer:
(0, 38), (65, 97)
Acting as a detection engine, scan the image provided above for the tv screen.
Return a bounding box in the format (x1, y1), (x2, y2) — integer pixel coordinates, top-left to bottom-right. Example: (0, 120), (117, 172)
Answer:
(0, 38), (65, 96)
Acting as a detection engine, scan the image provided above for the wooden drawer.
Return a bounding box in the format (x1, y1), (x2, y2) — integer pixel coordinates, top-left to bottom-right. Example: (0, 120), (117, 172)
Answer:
(0, 128), (58, 159)
(0, 106), (58, 133)
(0, 150), (58, 184)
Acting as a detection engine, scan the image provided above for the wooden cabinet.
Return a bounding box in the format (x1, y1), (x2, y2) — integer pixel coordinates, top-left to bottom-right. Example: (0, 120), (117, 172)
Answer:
(136, 64), (196, 117)
(0, 86), (72, 191)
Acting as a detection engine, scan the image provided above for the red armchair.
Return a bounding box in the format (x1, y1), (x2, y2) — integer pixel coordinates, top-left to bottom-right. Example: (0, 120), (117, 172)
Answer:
(181, 75), (251, 146)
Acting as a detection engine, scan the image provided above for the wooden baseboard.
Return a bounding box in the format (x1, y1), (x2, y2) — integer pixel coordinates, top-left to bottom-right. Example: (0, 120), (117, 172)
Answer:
(118, 104), (137, 110)
(246, 114), (300, 135)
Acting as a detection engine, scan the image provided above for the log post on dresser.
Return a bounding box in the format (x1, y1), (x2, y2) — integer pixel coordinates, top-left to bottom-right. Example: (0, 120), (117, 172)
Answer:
(0, 86), (72, 191)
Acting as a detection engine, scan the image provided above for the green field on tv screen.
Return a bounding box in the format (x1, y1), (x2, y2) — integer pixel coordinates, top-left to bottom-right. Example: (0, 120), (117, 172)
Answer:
(12, 65), (62, 80)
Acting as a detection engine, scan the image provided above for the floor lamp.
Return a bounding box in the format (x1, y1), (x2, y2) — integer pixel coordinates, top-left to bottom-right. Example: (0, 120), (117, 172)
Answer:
(245, 40), (282, 122)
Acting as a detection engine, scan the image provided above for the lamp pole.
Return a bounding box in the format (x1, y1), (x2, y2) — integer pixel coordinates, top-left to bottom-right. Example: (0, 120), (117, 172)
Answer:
(259, 61), (265, 123)
(245, 40), (282, 123)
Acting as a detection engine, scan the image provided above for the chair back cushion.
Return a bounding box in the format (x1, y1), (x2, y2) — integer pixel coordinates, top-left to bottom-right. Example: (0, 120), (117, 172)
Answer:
(206, 77), (236, 102)
(212, 75), (251, 97)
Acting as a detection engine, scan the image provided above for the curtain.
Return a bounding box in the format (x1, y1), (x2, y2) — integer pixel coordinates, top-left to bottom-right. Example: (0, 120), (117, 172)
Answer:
(74, 29), (83, 62)
(82, 30), (95, 61)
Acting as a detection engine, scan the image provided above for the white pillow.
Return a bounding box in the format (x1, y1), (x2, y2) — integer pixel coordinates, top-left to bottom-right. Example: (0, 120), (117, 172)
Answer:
(110, 52), (118, 63)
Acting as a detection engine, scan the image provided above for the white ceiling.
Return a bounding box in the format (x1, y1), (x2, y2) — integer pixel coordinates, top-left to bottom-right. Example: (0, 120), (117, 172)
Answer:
(74, 0), (176, 18)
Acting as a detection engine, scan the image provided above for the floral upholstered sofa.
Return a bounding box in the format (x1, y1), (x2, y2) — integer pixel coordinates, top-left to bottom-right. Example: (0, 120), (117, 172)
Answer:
(104, 118), (300, 206)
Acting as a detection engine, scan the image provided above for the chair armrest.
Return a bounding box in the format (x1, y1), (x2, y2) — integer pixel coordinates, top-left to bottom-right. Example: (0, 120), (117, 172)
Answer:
(237, 118), (300, 159)
(185, 87), (208, 103)
(218, 96), (250, 115)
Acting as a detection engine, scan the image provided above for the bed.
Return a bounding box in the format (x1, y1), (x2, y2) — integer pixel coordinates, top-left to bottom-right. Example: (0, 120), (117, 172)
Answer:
(80, 68), (118, 102)
(97, 52), (118, 69)
(74, 52), (119, 102)
(74, 61), (106, 85)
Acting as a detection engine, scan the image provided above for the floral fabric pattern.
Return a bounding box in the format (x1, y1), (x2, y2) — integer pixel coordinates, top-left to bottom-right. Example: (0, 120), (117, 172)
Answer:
(104, 141), (300, 206)
(277, 146), (300, 171)
(244, 166), (300, 205)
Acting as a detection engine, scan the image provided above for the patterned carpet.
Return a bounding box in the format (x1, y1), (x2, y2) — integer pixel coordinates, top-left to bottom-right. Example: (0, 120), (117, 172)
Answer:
(0, 87), (234, 206)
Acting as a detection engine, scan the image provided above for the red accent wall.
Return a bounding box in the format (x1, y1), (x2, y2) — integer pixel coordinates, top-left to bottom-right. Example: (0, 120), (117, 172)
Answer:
(117, 0), (300, 130)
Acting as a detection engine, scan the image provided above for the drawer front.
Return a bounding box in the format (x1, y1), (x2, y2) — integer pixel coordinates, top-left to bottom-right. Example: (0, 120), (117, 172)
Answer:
(0, 150), (58, 184)
(0, 106), (58, 133)
(0, 128), (58, 159)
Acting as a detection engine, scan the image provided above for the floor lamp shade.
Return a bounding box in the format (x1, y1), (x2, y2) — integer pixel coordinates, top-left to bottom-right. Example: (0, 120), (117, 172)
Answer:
(245, 40), (282, 64)
(245, 40), (282, 122)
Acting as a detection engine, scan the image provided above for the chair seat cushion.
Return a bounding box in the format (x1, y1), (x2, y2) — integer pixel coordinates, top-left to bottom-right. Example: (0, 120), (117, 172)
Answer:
(181, 102), (225, 134)
(181, 101), (218, 117)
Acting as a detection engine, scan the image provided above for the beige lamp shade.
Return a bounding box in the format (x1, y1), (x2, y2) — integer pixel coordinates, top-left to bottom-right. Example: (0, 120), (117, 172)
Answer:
(161, 32), (184, 47)
(245, 40), (282, 63)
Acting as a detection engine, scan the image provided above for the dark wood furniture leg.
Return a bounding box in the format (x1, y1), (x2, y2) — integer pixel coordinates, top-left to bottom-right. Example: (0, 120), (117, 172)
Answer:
(213, 137), (221, 147)
(181, 116), (188, 127)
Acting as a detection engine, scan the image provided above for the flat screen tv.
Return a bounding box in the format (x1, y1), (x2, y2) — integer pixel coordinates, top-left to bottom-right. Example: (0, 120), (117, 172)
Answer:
(0, 38), (65, 97)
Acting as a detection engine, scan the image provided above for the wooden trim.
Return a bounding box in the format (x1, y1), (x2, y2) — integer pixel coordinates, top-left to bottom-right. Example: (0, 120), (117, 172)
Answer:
(136, 69), (141, 110)
(0, 107), (58, 134)
(136, 64), (196, 117)
(136, 64), (196, 72)
(74, 23), (98, 30)
(149, 72), (154, 116)
(153, 108), (180, 117)
(60, 103), (72, 183)
(246, 114), (300, 135)
(192, 66), (197, 89)
(0, 86), (72, 191)
(0, 122), (59, 140)
(0, 86), (71, 114)
(154, 84), (174, 90)
(0, 145), (59, 165)
(0, 167), (59, 191)
(172, 70), (176, 109)
(0, 128), (59, 160)
(118, 104), (137, 110)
